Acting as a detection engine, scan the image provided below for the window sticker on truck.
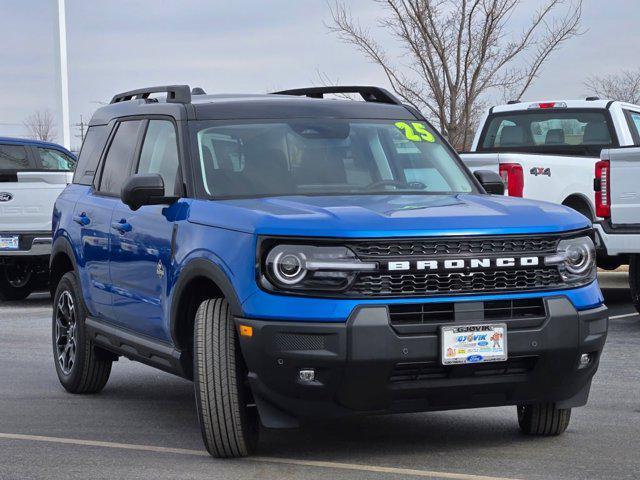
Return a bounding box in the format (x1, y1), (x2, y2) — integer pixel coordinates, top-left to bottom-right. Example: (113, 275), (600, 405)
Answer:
(530, 167), (551, 177)
(394, 121), (435, 142)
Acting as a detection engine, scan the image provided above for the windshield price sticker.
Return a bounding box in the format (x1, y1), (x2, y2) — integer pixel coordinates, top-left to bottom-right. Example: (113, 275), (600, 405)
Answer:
(395, 122), (435, 143)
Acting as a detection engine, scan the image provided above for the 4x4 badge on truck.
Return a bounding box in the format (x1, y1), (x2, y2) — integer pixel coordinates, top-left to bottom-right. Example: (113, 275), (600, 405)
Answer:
(0, 192), (13, 202)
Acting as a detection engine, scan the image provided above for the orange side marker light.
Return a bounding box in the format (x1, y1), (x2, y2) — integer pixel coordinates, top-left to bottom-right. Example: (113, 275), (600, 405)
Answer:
(239, 325), (253, 337)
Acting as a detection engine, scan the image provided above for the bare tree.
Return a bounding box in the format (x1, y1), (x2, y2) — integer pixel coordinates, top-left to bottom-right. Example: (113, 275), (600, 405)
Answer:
(327, 0), (583, 149)
(23, 110), (57, 142)
(584, 69), (640, 104)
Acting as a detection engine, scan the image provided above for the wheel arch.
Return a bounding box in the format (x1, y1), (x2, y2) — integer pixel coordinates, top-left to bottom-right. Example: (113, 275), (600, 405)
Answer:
(562, 193), (594, 221)
(170, 258), (243, 353)
(49, 237), (78, 297)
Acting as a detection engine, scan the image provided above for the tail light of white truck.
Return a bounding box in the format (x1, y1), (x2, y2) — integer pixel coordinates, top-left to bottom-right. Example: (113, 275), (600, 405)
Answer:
(594, 160), (610, 218)
(499, 163), (524, 197)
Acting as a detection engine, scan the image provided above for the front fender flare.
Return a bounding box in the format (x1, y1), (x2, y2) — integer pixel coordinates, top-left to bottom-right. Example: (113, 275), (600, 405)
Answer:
(169, 258), (243, 346)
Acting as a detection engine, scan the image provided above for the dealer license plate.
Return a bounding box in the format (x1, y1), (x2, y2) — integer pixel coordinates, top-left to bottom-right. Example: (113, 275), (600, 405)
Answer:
(0, 235), (19, 250)
(441, 323), (507, 365)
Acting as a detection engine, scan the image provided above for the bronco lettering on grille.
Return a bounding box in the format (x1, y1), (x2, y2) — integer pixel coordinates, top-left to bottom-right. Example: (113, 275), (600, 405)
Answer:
(387, 257), (540, 271)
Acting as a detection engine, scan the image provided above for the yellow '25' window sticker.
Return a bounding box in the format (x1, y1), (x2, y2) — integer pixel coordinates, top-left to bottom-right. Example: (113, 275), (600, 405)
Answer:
(395, 122), (435, 143)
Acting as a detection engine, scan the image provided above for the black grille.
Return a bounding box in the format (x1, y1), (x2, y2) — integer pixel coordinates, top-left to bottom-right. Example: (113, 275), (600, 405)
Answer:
(388, 298), (546, 327)
(349, 236), (557, 258)
(389, 302), (455, 326)
(390, 357), (537, 383)
(274, 333), (327, 351)
(351, 267), (562, 297)
(484, 298), (546, 321)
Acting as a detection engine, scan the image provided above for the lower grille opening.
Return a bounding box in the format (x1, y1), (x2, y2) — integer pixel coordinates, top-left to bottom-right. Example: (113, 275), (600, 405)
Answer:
(389, 298), (546, 333)
(484, 298), (546, 321)
(388, 302), (455, 326)
(390, 357), (538, 383)
(274, 333), (328, 351)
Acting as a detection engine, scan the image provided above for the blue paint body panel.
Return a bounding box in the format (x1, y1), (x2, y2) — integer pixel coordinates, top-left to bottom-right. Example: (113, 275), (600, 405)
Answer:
(54, 182), (601, 345)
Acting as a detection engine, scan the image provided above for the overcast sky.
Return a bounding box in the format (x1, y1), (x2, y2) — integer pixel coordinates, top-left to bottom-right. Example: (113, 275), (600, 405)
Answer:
(1, 0), (638, 149)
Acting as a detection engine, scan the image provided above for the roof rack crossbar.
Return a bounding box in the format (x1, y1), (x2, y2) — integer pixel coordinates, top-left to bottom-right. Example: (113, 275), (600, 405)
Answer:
(272, 86), (402, 105)
(110, 85), (191, 104)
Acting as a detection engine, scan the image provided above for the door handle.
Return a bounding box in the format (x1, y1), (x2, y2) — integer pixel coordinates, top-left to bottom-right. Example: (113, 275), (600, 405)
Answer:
(111, 219), (132, 234)
(73, 213), (90, 226)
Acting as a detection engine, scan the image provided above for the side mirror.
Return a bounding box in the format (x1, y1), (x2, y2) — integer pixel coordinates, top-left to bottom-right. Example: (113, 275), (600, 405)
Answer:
(121, 174), (176, 211)
(474, 170), (505, 195)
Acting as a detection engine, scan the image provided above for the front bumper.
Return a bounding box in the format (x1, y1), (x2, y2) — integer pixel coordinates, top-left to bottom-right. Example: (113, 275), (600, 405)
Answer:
(236, 297), (607, 427)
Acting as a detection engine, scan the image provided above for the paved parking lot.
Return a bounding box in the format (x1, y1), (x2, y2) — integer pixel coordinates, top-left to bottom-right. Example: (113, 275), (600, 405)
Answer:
(1, 272), (638, 480)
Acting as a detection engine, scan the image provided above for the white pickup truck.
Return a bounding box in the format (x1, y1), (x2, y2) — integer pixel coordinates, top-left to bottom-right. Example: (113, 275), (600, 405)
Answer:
(0, 138), (76, 300)
(594, 146), (640, 313)
(461, 98), (640, 270)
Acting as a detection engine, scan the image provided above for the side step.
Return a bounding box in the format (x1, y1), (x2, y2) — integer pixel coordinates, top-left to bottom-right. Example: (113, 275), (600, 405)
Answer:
(85, 317), (189, 379)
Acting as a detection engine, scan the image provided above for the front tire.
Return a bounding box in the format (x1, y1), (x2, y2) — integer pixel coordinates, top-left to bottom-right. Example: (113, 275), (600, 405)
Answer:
(517, 403), (571, 436)
(52, 271), (112, 393)
(630, 254), (640, 314)
(193, 298), (259, 458)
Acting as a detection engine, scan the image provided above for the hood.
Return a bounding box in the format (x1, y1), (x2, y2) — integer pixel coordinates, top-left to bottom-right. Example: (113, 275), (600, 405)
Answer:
(187, 194), (590, 238)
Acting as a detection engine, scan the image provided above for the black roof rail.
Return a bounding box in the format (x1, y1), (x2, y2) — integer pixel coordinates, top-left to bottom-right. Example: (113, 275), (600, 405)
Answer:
(110, 85), (191, 104)
(272, 86), (402, 105)
(586, 96), (600, 101)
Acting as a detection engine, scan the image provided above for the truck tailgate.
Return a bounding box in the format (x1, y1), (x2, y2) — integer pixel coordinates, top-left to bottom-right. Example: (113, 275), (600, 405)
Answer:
(0, 171), (71, 232)
(606, 147), (640, 226)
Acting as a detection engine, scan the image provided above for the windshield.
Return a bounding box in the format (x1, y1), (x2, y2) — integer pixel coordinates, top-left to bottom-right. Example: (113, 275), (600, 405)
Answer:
(194, 119), (475, 198)
(479, 109), (615, 156)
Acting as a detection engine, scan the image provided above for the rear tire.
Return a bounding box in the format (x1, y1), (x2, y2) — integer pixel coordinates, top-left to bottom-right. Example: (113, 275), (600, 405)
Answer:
(630, 254), (640, 314)
(517, 403), (571, 436)
(193, 298), (259, 458)
(52, 271), (112, 393)
(0, 264), (36, 301)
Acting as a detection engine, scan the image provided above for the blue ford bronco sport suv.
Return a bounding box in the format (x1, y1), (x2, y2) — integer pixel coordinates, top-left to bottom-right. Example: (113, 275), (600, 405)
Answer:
(51, 85), (608, 458)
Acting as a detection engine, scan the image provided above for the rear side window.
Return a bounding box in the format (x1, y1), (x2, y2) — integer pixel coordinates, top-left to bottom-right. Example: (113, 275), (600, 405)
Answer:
(98, 120), (143, 195)
(73, 126), (109, 185)
(0, 144), (34, 171)
(479, 109), (615, 156)
(37, 148), (76, 171)
(137, 120), (180, 196)
(625, 110), (640, 145)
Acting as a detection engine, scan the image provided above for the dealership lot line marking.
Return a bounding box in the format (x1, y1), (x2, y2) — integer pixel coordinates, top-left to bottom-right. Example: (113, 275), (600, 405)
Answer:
(0, 432), (522, 480)
(609, 312), (639, 320)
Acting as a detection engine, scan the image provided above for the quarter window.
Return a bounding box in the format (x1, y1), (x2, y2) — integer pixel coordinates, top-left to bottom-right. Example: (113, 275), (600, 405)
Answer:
(137, 120), (180, 196)
(99, 120), (143, 195)
(73, 125), (109, 185)
(626, 110), (640, 145)
(37, 148), (76, 171)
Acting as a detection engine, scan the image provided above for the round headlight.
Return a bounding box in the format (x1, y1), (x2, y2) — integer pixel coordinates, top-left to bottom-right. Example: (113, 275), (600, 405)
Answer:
(269, 250), (307, 285)
(564, 242), (592, 275)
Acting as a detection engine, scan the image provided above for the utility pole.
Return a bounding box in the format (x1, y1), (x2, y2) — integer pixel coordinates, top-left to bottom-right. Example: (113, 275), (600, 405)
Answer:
(74, 115), (87, 146)
(57, 0), (71, 149)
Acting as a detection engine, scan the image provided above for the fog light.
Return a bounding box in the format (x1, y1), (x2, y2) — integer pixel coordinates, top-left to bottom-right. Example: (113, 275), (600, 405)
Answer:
(579, 353), (592, 368)
(298, 369), (315, 382)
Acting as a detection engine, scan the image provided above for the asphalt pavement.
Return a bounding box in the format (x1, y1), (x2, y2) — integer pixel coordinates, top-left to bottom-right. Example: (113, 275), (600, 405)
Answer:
(0, 272), (638, 480)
